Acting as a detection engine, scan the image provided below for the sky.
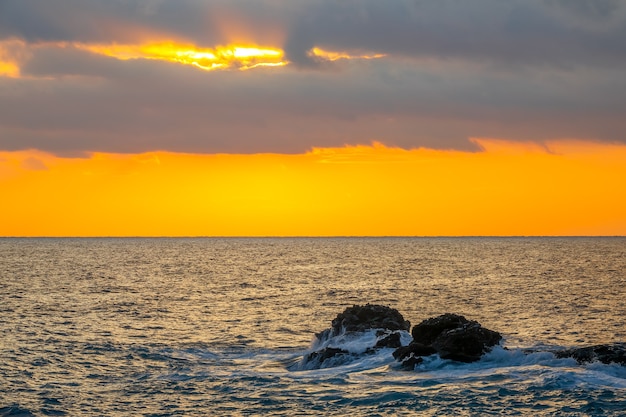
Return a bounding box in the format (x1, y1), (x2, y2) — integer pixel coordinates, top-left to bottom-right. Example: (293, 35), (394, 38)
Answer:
(1, 0), (625, 236)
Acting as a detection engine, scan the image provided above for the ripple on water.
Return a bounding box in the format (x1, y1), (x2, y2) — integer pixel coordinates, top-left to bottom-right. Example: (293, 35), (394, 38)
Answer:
(0, 237), (624, 416)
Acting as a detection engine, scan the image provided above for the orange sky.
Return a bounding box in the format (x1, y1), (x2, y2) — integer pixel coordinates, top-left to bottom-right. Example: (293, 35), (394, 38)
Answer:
(2, 3), (626, 237)
(1, 139), (624, 237)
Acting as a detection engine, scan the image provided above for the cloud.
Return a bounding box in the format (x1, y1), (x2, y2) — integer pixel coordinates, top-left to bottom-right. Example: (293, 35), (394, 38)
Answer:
(0, 0), (288, 46)
(282, 0), (626, 68)
(0, 0), (625, 154)
(2, 1), (625, 68)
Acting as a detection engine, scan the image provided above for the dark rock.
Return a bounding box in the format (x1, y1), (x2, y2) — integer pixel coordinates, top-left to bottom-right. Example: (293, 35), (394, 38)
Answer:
(326, 304), (411, 338)
(394, 313), (502, 366)
(411, 313), (472, 345)
(399, 354), (424, 370)
(301, 305), (411, 370)
(431, 323), (502, 362)
(314, 328), (332, 342)
(374, 332), (402, 349)
(303, 347), (349, 364)
(555, 343), (626, 366)
(393, 343), (437, 361)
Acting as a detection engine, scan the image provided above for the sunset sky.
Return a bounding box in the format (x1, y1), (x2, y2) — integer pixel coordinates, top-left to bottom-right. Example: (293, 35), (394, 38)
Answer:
(1, 0), (625, 236)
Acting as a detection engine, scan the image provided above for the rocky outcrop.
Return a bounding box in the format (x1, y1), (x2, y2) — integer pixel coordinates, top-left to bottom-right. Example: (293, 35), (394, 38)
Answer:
(298, 307), (503, 370)
(393, 313), (502, 368)
(316, 304), (411, 341)
(295, 304), (410, 370)
(296, 306), (626, 372)
(302, 347), (351, 367)
(374, 331), (403, 349)
(554, 343), (626, 366)
(297, 307), (503, 370)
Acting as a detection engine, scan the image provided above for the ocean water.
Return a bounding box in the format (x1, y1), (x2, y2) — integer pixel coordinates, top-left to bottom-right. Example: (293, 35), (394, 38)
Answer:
(1, 237), (625, 416)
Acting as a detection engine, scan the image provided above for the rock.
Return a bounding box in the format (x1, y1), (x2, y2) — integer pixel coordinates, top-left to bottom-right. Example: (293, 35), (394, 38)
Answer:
(325, 304), (411, 338)
(431, 323), (502, 362)
(393, 342), (437, 361)
(300, 304), (411, 370)
(555, 343), (626, 366)
(303, 347), (350, 365)
(394, 313), (502, 367)
(399, 354), (424, 370)
(297, 306), (626, 372)
(374, 332), (403, 349)
(411, 313), (472, 345)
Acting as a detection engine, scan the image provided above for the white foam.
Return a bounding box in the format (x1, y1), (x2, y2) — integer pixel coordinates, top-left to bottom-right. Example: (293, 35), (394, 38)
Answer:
(311, 328), (412, 355)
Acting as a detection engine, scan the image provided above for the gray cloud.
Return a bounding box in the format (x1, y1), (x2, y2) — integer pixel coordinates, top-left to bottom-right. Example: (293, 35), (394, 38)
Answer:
(1, 43), (625, 155)
(283, 0), (626, 68)
(0, 0), (289, 45)
(2, 1), (625, 67)
(0, 0), (625, 154)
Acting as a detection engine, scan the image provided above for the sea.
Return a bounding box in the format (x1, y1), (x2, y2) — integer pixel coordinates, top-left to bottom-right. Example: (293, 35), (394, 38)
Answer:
(1, 237), (625, 416)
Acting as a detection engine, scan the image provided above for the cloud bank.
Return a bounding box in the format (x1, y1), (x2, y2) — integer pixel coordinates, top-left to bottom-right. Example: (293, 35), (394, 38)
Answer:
(1, 0), (625, 155)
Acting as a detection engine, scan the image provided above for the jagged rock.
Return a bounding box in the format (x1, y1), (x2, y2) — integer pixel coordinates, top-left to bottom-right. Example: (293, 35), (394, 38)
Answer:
(431, 323), (502, 362)
(412, 313), (472, 345)
(555, 343), (626, 366)
(315, 304), (410, 342)
(303, 347), (350, 365)
(299, 304), (411, 370)
(394, 313), (502, 367)
(374, 332), (403, 348)
(393, 342), (437, 361)
(325, 304), (411, 338)
(296, 306), (626, 372)
(399, 354), (424, 370)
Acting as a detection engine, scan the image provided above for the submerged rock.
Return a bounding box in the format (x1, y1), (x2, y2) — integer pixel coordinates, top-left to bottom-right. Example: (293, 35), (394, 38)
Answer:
(555, 343), (626, 366)
(374, 331), (403, 349)
(393, 342), (437, 361)
(303, 347), (350, 366)
(394, 313), (502, 367)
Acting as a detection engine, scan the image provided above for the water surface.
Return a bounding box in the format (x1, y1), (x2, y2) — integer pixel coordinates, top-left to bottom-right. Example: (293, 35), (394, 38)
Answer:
(1, 237), (624, 415)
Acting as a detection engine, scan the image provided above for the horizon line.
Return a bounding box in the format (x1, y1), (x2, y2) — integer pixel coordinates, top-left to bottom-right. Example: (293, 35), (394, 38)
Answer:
(1, 235), (624, 239)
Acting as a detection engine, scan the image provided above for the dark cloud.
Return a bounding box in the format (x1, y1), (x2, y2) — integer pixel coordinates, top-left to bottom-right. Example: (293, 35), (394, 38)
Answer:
(284, 0), (626, 68)
(0, 0), (288, 45)
(2, 1), (625, 68)
(0, 0), (625, 154)
(546, 0), (622, 20)
(1, 43), (625, 155)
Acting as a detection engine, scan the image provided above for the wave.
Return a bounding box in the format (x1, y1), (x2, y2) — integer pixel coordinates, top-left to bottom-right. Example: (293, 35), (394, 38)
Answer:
(287, 330), (624, 377)
(289, 328), (413, 371)
(285, 304), (626, 384)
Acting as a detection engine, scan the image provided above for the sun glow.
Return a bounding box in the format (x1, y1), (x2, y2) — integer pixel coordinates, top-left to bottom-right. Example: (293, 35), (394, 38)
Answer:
(1, 141), (625, 237)
(0, 38), (390, 76)
(0, 39), (26, 77)
(310, 47), (386, 61)
(0, 60), (19, 77)
(79, 42), (384, 70)
(78, 42), (287, 71)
